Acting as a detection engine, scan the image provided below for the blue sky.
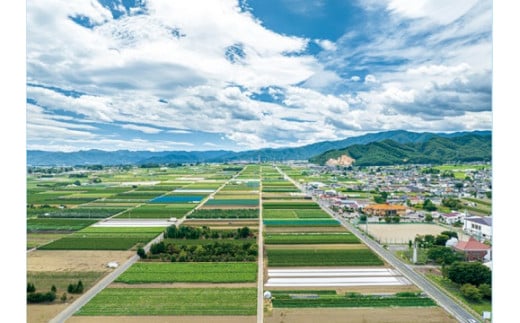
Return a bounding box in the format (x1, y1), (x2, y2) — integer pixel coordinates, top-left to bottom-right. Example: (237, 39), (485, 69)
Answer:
(26, 0), (492, 152)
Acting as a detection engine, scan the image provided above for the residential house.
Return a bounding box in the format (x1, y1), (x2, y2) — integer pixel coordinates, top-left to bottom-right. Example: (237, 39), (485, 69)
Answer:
(452, 237), (491, 261)
(438, 211), (466, 225)
(363, 204), (407, 217)
(463, 216), (492, 241)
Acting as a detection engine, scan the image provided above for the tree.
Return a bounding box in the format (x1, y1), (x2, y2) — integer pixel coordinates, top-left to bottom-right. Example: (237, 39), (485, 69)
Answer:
(423, 199), (437, 211)
(51, 285), (57, 293)
(60, 293), (67, 302)
(426, 246), (462, 265)
(137, 247), (147, 259)
(27, 283), (36, 293)
(237, 226), (251, 239)
(446, 262), (492, 286)
(434, 234), (450, 246)
(425, 214), (433, 222)
(384, 216), (392, 223)
(441, 231), (458, 239)
(460, 283), (482, 302)
(391, 216), (400, 223)
(76, 280), (84, 293)
(442, 197), (462, 210)
(359, 214), (367, 223)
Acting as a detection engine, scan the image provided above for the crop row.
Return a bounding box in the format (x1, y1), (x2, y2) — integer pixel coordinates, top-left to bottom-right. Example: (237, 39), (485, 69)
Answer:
(263, 219), (340, 227)
(27, 218), (99, 232)
(31, 207), (127, 219)
(115, 262), (257, 283)
(38, 227), (163, 250)
(271, 293), (435, 308)
(264, 233), (360, 244)
(266, 249), (384, 266)
(262, 203), (320, 209)
(75, 288), (257, 316)
(262, 209), (331, 219)
(187, 208), (259, 219)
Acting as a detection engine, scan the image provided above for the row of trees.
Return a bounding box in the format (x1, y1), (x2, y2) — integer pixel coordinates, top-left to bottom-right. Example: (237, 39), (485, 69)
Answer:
(164, 225), (253, 240)
(144, 240), (258, 262)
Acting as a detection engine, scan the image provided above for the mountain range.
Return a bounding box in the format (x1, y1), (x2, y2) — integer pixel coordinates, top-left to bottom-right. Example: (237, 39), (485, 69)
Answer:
(309, 133), (491, 166)
(27, 130), (491, 166)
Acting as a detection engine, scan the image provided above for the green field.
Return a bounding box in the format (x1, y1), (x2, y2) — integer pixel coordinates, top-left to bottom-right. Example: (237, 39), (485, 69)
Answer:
(29, 207), (127, 219)
(262, 209), (331, 219)
(75, 288), (257, 315)
(263, 219), (340, 227)
(271, 291), (436, 308)
(116, 262), (257, 283)
(115, 204), (194, 219)
(188, 209), (259, 219)
(262, 202), (320, 209)
(267, 248), (384, 266)
(264, 232), (360, 244)
(204, 199), (259, 206)
(27, 218), (98, 232)
(38, 227), (164, 250)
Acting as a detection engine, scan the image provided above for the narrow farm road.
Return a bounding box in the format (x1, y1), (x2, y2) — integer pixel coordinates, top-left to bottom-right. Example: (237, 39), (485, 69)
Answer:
(275, 165), (481, 323)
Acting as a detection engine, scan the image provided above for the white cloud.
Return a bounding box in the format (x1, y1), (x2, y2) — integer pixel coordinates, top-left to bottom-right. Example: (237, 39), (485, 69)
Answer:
(25, 0), (492, 151)
(364, 74), (378, 84)
(386, 0), (479, 25)
(315, 39), (337, 51)
(121, 124), (163, 134)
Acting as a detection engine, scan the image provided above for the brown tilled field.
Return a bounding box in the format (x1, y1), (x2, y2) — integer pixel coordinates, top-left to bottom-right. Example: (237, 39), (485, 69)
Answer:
(67, 316), (257, 323)
(365, 223), (465, 244)
(27, 250), (135, 272)
(264, 307), (457, 323)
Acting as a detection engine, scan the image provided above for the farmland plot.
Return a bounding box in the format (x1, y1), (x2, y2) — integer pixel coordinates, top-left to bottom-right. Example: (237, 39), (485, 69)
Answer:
(75, 288), (257, 316)
(116, 262), (257, 283)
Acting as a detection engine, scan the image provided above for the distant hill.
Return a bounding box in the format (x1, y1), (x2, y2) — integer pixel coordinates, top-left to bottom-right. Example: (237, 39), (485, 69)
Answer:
(309, 133), (491, 166)
(26, 130), (491, 166)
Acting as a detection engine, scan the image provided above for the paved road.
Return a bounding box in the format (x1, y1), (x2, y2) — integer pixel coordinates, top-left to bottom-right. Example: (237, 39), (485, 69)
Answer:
(275, 166), (480, 323)
(257, 168), (264, 323)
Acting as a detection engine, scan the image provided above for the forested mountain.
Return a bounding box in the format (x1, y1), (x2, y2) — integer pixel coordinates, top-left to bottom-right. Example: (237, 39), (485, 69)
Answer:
(27, 130), (491, 166)
(309, 134), (491, 166)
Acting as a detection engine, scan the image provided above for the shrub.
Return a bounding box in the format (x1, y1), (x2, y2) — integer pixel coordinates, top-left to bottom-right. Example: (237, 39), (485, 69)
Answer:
(27, 283), (36, 293)
(68, 280), (84, 294)
(460, 283), (482, 302)
(478, 283), (492, 300)
(446, 262), (491, 286)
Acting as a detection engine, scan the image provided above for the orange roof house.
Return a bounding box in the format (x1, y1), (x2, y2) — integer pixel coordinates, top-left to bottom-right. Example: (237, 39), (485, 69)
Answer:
(452, 237), (491, 261)
(363, 204), (407, 217)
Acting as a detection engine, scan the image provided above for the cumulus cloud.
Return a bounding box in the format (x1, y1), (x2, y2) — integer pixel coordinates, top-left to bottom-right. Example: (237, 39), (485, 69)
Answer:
(26, 0), (492, 151)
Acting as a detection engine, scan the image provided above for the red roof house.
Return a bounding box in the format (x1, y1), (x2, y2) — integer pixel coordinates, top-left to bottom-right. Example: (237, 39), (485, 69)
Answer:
(452, 237), (491, 261)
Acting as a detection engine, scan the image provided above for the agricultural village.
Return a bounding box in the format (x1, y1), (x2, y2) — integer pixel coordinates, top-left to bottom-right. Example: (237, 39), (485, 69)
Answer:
(26, 162), (492, 323)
